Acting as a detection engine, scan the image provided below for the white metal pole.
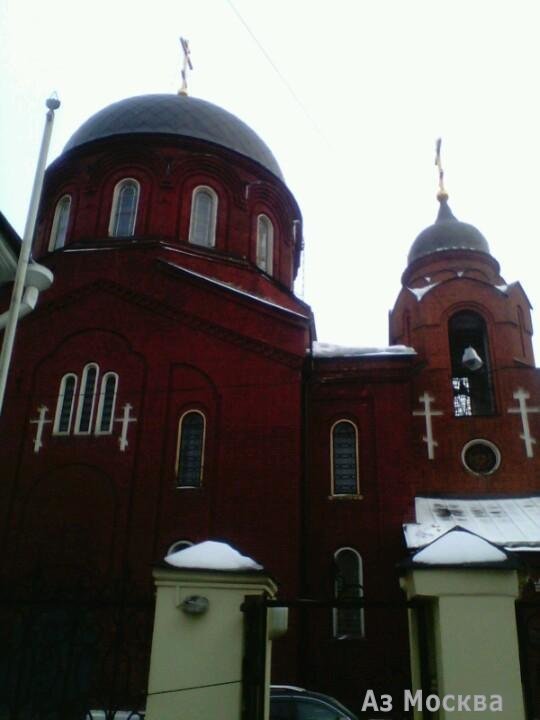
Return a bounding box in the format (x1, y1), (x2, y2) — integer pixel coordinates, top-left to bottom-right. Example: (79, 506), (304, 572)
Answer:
(0, 95), (60, 416)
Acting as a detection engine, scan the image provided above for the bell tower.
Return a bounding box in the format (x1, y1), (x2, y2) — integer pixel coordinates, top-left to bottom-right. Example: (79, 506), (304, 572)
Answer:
(390, 194), (534, 403)
(390, 181), (539, 492)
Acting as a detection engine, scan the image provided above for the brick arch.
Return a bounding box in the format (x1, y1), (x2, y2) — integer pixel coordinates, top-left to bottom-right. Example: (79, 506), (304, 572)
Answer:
(442, 300), (497, 331)
(83, 145), (165, 188)
(33, 326), (142, 379)
(174, 154), (245, 208)
(26, 327), (147, 449)
(247, 182), (297, 227)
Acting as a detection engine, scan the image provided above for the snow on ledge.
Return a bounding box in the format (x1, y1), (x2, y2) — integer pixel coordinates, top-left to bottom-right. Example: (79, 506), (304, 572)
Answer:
(407, 283), (439, 301)
(311, 341), (416, 358)
(161, 261), (309, 319)
(412, 530), (508, 565)
(164, 540), (263, 571)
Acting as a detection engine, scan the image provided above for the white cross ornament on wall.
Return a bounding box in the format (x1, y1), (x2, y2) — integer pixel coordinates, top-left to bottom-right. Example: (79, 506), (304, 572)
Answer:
(507, 388), (540, 458)
(413, 392), (443, 460)
(30, 405), (51, 453)
(115, 403), (138, 452)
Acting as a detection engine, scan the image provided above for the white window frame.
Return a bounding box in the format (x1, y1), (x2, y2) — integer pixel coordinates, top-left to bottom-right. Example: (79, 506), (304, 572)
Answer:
(74, 363), (99, 435)
(256, 213), (274, 274)
(188, 186), (218, 248)
(53, 373), (78, 435)
(330, 419), (360, 496)
(175, 409), (206, 488)
(333, 547), (364, 639)
(48, 194), (72, 251)
(95, 372), (119, 435)
(108, 178), (140, 237)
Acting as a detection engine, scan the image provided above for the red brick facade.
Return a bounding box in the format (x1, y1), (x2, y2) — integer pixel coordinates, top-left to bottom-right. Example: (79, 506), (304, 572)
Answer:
(2, 96), (539, 714)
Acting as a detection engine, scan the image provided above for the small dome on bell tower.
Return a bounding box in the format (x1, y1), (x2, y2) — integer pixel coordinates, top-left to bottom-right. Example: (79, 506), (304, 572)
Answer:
(407, 195), (491, 266)
(390, 141), (534, 370)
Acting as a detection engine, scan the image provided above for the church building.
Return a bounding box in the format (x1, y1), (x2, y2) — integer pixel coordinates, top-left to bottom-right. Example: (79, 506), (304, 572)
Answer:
(1, 89), (540, 718)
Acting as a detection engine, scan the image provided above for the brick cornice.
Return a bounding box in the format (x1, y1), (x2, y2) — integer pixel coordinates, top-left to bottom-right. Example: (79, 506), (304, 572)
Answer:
(26, 279), (305, 369)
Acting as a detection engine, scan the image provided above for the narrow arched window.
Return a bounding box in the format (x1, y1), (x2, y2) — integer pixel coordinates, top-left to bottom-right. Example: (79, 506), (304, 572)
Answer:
(176, 411), (205, 488)
(334, 547), (364, 639)
(53, 373), (78, 435)
(256, 214), (274, 274)
(109, 179), (139, 237)
(95, 372), (118, 434)
(49, 195), (71, 251)
(75, 363), (99, 434)
(449, 310), (495, 417)
(189, 186), (217, 247)
(331, 420), (359, 495)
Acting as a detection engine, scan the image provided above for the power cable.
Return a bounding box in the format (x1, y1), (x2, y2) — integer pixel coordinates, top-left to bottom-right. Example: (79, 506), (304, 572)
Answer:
(224, 0), (330, 148)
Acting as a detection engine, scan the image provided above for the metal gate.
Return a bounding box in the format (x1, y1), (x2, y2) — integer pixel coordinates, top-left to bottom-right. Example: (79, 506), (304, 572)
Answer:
(241, 595), (418, 720)
(0, 572), (153, 720)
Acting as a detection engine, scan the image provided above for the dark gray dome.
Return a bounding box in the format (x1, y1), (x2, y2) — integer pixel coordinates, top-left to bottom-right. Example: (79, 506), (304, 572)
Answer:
(63, 93), (283, 179)
(408, 198), (490, 265)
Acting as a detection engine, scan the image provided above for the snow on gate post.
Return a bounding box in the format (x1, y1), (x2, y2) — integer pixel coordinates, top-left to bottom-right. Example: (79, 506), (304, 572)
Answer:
(145, 540), (283, 720)
(399, 528), (526, 720)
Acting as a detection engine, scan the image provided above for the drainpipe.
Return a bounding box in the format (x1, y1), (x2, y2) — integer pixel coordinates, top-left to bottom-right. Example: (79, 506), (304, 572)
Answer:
(298, 314), (314, 687)
(0, 95), (60, 416)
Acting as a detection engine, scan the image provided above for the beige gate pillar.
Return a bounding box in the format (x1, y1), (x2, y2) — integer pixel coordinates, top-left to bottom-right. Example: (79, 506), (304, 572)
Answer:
(145, 541), (280, 720)
(400, 528), (526, 720)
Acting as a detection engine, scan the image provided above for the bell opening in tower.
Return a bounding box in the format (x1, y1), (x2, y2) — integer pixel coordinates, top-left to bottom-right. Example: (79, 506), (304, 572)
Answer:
(448, 310), (496, 417)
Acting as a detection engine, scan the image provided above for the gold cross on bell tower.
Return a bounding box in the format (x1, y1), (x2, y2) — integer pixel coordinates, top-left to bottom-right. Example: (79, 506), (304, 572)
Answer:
(179, 37), (193, 96)
(434, 138), (448, 200)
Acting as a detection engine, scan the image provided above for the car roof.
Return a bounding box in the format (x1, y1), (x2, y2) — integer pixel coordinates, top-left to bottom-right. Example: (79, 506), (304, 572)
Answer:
(270, 686), (358, 719)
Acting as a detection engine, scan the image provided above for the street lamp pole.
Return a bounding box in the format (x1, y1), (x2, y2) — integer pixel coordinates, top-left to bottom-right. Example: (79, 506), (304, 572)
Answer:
(0, 95), (60, 416)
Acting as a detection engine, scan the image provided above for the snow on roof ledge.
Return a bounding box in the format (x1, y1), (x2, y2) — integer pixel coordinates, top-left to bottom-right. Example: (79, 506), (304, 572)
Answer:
(410, 528), (510, 566)
(311, 341), (416, 358)
(164, 540), (263, 571)
(407, 282), (439, 301)
(404, 495), (540, 549)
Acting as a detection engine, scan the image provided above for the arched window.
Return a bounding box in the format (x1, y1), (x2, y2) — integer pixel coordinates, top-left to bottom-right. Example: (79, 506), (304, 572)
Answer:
(53, 373), (78, 435)
(95, 372), (118, 434)
(189, 186), (217, 247)
(167, 539), (193, 556)
(75, 363), (99, 434)
(49, 195), (71, 251)
(176, 410), (206, 488)
(256, 214), (274, 274)
(331, 420), (359, 495)
(334, 547), (364, 639)
(449, 310), (495, 417)
(109, 179), (139, 237)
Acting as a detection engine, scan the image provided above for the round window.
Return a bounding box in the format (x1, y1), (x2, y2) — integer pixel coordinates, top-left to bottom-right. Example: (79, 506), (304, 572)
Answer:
(461, 439), (501, 475)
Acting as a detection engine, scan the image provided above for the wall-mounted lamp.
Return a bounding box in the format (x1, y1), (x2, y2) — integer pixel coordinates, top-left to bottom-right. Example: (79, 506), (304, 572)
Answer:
(180, 595), (209, 615)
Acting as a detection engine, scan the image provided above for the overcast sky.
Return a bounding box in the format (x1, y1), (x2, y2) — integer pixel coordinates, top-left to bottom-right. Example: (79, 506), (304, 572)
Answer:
(2, 1), (540, 360)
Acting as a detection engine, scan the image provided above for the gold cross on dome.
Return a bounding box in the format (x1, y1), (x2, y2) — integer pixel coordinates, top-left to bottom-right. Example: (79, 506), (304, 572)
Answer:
(434, 138), (448, 199)
(179, 37), (193, 96)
